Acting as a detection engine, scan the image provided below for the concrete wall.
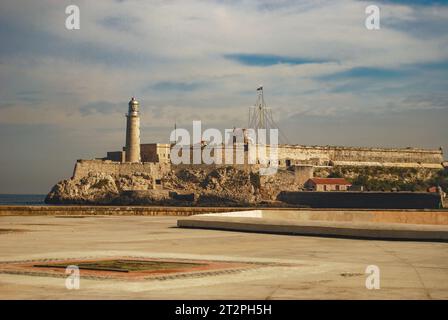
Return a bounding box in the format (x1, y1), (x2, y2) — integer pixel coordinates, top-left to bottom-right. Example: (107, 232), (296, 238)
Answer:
(0, 206), (244, 216)
(72, 160), (171, 180)
(240, 209), (448, 225)
(278, 191), (443, 209)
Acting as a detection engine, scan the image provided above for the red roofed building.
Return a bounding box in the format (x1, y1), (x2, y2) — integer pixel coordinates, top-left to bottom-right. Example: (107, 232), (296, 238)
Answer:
(305, 178), (352, 192)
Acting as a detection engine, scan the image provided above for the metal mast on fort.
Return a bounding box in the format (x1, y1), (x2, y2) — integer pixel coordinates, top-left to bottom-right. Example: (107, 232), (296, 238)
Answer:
(248, 86), (289, 144)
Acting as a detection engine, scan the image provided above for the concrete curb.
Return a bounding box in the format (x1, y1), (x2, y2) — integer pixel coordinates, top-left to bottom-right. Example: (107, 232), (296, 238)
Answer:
(177, 217), (448, 241)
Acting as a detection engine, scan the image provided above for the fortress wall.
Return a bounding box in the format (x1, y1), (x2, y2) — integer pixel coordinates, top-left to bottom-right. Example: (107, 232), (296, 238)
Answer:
(155, 144), (443, 167)
(72, 160), (171, 180)
(72, 145), (443, 180)
(274, 146), (329, 165)
(331, 161), (443, 169)
(173, 163), (257, 173)
(327, 147), (442, 163)
(271, 145), (443, 166)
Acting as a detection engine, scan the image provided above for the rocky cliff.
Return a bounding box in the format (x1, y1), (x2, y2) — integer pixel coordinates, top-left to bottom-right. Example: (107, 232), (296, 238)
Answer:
(46, 165), (447, 206)
(45, 166), (299, 206)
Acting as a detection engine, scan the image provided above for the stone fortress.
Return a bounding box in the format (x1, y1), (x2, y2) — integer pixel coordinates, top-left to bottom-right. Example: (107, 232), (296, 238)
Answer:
(46, 96), (446, 207)
(72, 96), (444, 180)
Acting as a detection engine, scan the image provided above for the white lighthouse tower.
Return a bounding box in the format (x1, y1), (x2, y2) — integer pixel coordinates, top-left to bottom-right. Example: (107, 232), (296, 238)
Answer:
(125, 97), (141, 163)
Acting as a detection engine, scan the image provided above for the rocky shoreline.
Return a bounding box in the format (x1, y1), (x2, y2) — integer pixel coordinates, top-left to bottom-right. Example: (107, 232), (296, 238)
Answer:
(45, 166), (299, 206)
(45, 165), (447, 208)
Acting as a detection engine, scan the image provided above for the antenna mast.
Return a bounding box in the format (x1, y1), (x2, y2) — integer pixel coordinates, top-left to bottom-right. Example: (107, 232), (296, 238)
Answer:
(249, 86), (269, 131)
(248, 86), (290, 144)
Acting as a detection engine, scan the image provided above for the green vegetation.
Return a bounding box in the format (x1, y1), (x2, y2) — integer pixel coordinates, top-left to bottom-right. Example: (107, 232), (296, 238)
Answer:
(315, 167), (448, 192)
(350, 176), (427, 192)
(327, 171), (343, 178)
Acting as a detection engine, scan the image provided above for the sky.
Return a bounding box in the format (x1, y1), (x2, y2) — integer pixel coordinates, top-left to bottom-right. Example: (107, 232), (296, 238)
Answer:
(0, 0), (447, 194)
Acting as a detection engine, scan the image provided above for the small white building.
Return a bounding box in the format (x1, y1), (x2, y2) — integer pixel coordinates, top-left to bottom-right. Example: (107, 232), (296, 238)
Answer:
(305, 178), (352, 192)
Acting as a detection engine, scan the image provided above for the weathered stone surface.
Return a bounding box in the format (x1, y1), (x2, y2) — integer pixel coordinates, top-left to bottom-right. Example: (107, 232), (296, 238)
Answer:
(45, 173), (120, 204)
(45, 166), (299, 206)
(46, 165), (447, 207)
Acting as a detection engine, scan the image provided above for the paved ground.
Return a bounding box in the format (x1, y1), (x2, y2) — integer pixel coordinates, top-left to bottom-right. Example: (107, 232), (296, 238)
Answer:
(0, 215), (447, 299)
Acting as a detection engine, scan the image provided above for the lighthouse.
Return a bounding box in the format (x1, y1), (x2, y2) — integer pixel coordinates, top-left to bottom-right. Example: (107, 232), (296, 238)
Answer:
(125, 97), (141, 163)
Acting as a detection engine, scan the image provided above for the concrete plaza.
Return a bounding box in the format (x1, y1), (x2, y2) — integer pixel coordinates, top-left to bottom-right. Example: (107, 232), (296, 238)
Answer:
(0, 215), (447, 299)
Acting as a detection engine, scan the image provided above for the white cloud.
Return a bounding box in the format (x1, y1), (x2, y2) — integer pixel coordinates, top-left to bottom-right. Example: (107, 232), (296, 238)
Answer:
(0, 0), (447, 192)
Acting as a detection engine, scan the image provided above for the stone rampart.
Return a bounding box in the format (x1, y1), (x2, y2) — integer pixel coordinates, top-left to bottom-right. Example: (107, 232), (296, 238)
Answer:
(72, 160), (171, 180)
(273, 145), (443, 167)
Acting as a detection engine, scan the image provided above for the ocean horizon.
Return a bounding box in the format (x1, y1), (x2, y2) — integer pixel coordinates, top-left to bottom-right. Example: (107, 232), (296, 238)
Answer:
(0, 194), (46, 205)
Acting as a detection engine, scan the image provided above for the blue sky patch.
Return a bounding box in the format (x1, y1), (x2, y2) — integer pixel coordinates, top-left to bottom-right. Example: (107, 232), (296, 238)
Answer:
(224, 53), (332, 66)
(318, 67), (406, 81)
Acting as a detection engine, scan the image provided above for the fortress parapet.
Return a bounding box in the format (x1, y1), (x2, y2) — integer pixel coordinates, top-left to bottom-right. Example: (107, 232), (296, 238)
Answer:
(72, 159), (170, 181)
(103, 143), (443, 170)
(272, 145), (444, 169)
